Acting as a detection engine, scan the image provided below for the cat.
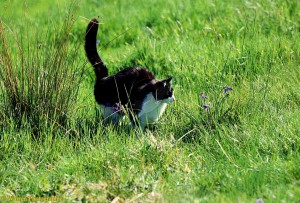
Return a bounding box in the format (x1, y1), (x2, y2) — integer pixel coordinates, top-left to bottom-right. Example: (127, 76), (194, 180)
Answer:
(85, 18), (175, 129)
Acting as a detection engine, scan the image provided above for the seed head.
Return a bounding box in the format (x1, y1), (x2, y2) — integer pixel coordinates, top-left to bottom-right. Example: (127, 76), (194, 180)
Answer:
(203, 104), (210, 112)
(200, 92), (208, 100)
(113, 103), (121, 112)
(224, 86), (233, 94)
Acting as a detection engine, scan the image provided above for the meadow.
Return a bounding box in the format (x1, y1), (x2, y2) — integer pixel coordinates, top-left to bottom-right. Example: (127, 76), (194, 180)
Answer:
(0, 0), (299, 202)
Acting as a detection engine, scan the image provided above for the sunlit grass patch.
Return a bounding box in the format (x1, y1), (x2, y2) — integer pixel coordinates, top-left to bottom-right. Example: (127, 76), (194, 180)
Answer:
(0, 0), (300, 202)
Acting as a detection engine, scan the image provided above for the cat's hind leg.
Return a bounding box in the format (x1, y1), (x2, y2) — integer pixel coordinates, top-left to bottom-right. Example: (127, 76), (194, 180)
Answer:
(99, 105), (123, 125)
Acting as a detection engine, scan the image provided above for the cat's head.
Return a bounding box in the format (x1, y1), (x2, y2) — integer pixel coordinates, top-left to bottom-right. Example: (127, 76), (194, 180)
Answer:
(153, 76), (175, 103)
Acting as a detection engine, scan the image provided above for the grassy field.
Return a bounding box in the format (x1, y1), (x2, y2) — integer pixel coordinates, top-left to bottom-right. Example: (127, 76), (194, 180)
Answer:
(0, 0), (300, 202)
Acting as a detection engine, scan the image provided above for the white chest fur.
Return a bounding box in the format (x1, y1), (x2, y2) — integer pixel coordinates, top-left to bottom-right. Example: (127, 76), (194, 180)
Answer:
(138, 93), (173, 128)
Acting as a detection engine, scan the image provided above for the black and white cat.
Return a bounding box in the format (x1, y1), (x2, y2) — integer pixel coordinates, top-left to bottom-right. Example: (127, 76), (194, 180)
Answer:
(85, 18), (175, 129)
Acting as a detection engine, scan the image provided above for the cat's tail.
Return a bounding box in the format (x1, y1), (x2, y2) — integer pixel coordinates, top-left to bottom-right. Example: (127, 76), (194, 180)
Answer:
(85, 18), (108, 79)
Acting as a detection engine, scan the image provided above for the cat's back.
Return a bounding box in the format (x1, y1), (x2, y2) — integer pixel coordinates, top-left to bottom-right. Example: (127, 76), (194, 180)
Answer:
(97, 67), (154, 87)
(117, 67), (155, 82)
(94, 67), (155, 104)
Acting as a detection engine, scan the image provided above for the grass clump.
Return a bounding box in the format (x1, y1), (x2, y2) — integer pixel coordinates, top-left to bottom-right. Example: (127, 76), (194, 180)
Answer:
(0, 4), (83, 134)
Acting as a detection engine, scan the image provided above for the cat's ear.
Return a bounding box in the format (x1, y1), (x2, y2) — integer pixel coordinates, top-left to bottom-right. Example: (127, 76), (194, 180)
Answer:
(166, 76), (173, 83)
(159, 77), (172, 87)
(155, 77), (173, 88)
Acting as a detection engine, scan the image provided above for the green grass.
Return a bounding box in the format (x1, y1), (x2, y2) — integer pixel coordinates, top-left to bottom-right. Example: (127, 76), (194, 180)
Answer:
(0, 0), (300, 202)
